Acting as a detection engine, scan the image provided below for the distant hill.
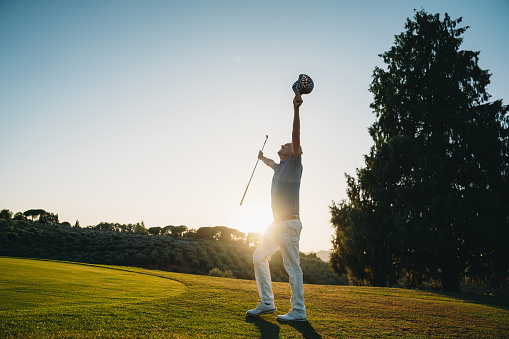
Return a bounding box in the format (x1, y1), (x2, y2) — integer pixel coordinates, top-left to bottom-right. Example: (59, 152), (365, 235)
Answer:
(306, 250), (331, 262)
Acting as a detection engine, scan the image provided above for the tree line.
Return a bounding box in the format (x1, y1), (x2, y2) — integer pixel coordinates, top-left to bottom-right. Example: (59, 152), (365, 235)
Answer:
(0, 208), (262, 245)
(0, 217), (345, 286)
(0, 208), (60, 224)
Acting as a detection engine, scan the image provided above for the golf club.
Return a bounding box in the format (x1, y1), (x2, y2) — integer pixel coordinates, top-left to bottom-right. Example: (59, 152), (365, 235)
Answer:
(240, 135), (268, 206)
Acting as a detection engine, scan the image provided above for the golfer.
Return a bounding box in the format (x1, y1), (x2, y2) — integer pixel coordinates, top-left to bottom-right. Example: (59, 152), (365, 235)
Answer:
(246, 94), (307, 322)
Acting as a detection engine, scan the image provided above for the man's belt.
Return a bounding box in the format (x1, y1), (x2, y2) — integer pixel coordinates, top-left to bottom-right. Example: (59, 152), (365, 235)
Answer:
(275, 215), (300, 223)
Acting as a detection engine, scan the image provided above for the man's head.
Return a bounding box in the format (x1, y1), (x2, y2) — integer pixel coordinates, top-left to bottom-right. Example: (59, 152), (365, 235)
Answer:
(278, 143), (303, 160)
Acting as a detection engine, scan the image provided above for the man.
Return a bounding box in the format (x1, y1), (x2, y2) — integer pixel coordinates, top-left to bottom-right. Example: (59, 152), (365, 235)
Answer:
(246, 94), (306, 322)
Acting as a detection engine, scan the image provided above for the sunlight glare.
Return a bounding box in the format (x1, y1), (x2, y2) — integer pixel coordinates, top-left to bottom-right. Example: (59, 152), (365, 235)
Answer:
(235, 203), (273, 236)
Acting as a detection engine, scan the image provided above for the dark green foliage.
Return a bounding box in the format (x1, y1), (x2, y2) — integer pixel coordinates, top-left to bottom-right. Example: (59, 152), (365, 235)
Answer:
(0, 219), (344, 285)
(160, 225), (188, 237)
(133, 221), (149, 234)
(0, 209), (12, 220)
(39, 212), (59, 224)
(330, 10), (509, 292)
(13, 212), (27, 221)
(194, 226), (245, 243)
(87, 221), (147, 233)
(172, 225), (188, 237)
(148, 226), (162, 235)
(23, 209), (47, 221)
(196, 226), (221, 240)
(301, 252), (346, 285)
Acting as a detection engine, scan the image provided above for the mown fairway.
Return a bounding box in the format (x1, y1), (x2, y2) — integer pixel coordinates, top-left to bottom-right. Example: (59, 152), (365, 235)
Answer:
(0, 257), (507, 338)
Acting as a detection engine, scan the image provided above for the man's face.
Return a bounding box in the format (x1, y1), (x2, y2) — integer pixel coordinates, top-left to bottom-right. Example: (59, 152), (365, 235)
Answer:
(277, 143), (292, 159)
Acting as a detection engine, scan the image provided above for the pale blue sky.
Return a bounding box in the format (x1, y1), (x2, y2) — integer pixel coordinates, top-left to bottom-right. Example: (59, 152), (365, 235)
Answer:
(1, 0), (507, 252)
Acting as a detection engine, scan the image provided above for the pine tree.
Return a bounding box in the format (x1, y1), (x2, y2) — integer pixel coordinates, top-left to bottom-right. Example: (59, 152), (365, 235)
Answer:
(330, 10), (508, 292)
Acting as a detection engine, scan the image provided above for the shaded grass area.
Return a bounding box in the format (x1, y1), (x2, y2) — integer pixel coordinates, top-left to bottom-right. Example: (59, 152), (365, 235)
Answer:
(1, 257), (508, 338)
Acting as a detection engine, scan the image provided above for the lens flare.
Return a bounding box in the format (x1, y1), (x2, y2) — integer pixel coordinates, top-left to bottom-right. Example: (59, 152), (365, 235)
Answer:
(235, 203), (273, 235)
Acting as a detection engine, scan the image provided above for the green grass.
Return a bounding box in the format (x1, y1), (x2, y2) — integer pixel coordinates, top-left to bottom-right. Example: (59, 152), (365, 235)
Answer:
(0, 257), (508, 338)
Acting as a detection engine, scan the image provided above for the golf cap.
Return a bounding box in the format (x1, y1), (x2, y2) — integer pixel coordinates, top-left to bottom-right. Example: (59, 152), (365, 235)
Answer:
(292, 74), (314, 95)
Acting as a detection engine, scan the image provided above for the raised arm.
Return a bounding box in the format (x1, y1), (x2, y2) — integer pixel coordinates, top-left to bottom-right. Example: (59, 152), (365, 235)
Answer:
(258, 151), (275, 169)
(292, 95), (302, 159)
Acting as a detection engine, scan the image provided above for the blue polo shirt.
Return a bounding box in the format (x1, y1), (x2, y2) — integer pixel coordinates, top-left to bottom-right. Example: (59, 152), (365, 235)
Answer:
(271, 154), (303, 220)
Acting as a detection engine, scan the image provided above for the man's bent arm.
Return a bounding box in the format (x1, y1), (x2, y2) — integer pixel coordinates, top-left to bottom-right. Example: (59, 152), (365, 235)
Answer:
(259, 151), (275, 169)
(292, 95), (302, 159)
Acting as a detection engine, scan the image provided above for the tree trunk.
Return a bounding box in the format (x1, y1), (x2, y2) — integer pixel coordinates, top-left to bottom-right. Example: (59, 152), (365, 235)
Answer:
(441, 273), (461, 292)
(440, 258), (461, 292)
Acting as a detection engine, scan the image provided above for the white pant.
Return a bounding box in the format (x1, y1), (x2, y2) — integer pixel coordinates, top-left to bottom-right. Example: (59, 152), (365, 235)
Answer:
(253, 219), (305, 311)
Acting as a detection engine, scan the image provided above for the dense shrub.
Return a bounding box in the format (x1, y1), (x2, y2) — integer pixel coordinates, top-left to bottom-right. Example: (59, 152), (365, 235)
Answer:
(209, 267), (236, 279)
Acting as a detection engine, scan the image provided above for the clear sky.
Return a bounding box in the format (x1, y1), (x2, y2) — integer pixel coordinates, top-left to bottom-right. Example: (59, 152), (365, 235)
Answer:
(1, 0), (507, 252)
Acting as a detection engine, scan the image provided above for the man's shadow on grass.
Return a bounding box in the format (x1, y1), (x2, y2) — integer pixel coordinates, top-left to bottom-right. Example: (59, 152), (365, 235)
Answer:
(245, 316), (322, 339)
(245, 316), (280, 339)
(278, 319), (323, 339)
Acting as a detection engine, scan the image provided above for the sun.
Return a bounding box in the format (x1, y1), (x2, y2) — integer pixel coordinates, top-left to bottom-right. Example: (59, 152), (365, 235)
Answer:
(234, 203), (273, 236)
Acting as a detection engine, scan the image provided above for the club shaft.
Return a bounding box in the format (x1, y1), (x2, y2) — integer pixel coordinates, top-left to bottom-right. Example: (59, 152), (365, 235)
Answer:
(240, 136), (268, 205)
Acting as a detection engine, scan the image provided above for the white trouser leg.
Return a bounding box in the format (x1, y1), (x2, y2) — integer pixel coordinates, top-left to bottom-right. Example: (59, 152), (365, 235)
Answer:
(253, 223), (279, 303)
(279, 219), (305, 311)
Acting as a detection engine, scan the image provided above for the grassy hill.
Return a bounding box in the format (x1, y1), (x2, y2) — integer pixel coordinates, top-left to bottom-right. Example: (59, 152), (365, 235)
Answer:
(1, 257), (508, 338)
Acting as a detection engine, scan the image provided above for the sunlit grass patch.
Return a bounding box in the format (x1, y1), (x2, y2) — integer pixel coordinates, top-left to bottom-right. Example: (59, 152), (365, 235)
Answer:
(0, 258), (185, 312)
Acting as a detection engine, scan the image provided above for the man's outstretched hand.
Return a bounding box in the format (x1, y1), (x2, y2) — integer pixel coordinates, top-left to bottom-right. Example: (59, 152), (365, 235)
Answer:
(293, 95), (303, 109)
(259, 150), (275, 169)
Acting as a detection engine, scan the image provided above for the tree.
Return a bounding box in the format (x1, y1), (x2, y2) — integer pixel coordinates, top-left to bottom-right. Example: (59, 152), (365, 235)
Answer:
(215, 226), (233, 243)
(39, 212), (59, 224)
(196, 227), (220, 240)
(93, 222), (115, 231)
(133, 221), (148, 235)
(330, 10), (508, 292)
(172, 225), (188, 238)
(13, 212), (26, 221)
(23, 209), (47, 221)
(162, 225), (173, 235)
(161, 225), (188, 237)
(230, 229), (246, 243)
(148, 226), (162, 235)
(185, 228), (197, 238)
(0, 209), (12, 220)
(247, 232), (262, 246)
